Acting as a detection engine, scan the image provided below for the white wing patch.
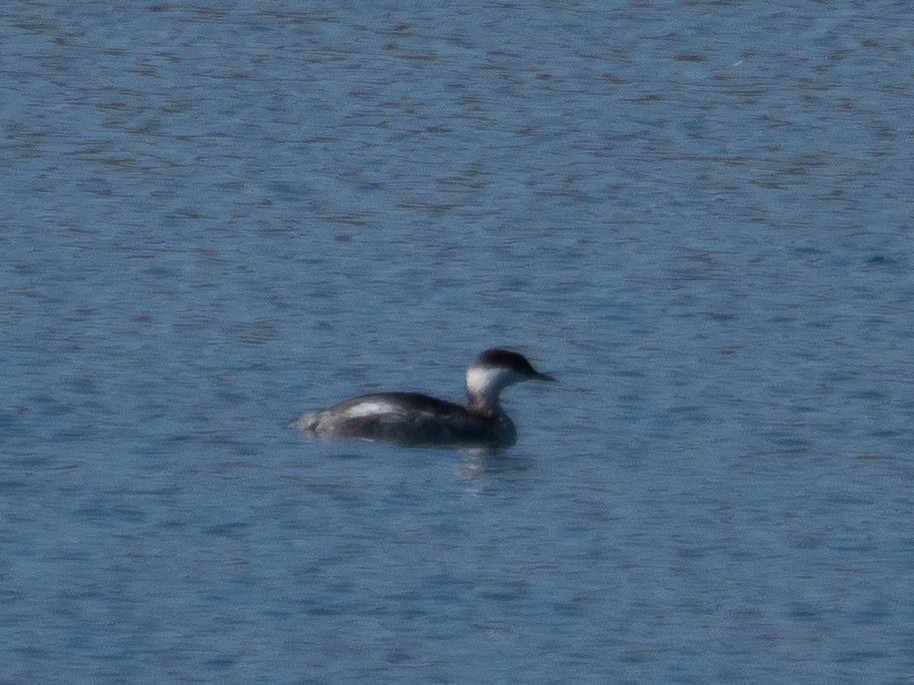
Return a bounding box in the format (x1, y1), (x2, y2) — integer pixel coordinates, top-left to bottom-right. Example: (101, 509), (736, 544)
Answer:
(343, 400), (400, 419)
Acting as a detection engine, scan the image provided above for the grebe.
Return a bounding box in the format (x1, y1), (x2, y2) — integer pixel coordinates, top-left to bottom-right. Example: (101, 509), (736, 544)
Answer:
(291, 348), (554, 446)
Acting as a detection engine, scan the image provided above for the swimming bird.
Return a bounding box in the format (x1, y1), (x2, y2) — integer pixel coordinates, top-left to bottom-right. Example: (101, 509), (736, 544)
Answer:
(291, 348), (554, 446)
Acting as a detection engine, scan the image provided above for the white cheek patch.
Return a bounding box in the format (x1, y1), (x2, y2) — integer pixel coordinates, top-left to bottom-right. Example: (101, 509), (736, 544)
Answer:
(466, 366), (511, 396)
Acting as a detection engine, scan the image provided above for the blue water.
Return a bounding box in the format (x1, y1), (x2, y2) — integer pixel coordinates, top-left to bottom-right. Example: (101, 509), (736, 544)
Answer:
(3, 1), (914, 682)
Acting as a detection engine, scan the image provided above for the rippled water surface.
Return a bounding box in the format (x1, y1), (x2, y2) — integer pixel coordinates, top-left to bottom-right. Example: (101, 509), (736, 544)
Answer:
(3, 2), (914, 683)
